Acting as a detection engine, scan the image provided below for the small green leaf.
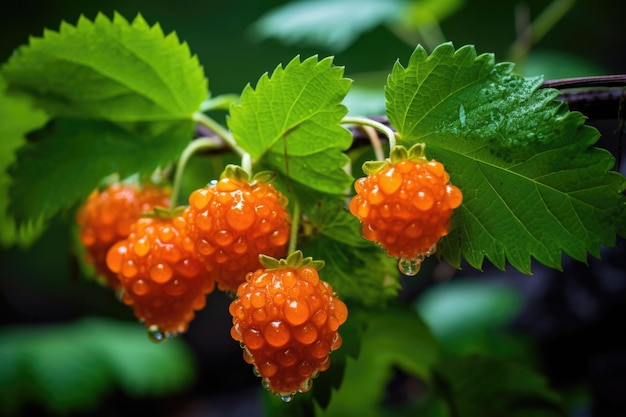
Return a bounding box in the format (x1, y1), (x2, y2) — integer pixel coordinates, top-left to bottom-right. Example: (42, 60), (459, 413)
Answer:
(386, 43), (626, 273)
(0, 78), (49, 247)
(434, 355), (567, 417)
(321, 306), (440, 417)
(1, 13), (207, 122)
(8, 118), (192, 225)
(250, 0), (407, 51)
(229, 55), (353, 194)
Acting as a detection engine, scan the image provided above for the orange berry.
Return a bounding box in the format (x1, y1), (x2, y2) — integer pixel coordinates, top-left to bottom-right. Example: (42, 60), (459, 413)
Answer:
(229, 252), (347, 401)
(349, 144), (462, 273)
(185, 166), (291, 293)
(106, 213), (215, 340)
(76, 183), (170, 291)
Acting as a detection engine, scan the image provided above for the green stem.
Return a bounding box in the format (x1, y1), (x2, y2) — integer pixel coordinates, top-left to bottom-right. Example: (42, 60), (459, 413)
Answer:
(342, 116), (397, 151)
(287, 198), (301, 256)
(170, 137), (222, 208)
(508, 0), (576, 63)
(192, 112), (246, 157)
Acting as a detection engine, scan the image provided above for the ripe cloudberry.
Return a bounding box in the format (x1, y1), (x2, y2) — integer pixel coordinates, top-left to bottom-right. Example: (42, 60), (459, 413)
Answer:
(229, 251), (348, 401)
(349, 143), (462, 275)
(106, 208), (215, 341)
(76, 182), (171, 291)
(185, 165), (291, 293)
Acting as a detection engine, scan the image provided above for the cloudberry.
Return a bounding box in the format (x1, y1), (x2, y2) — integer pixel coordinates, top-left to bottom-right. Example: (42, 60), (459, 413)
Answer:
(349, 143), (462, 275)
(185, 165), (291, 293)
(76, 183), (171, 291)
(106, 209), (215, 341)
(229, 251), (348, 401)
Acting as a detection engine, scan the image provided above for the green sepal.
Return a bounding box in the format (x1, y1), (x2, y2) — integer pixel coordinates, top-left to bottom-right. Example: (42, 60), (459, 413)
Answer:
(252, 170), (277, 184)
(362, 161), (389, 175)
(362, 143), (428, 175)
(219, 164), (251, 182)
(141, 205), (185, 219)
(259, 250), (325, 270)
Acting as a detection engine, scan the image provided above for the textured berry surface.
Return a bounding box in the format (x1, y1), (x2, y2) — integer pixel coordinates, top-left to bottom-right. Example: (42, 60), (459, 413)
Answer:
(185, 174), (290, 293)
(76, 183), (171, 291)
(229, 263), (348, 398)
(106, 213), (215, 339)
(349, 146), (462, 261)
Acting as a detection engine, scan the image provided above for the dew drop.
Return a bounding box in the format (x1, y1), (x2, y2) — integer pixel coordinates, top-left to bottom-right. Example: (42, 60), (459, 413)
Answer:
(299, 378), (313, 393)
(262, 378), (271, 390)
(398, 257), (421, 276)
(280, 394), (294, 403)
(147, 325), (168, 343)
(426, 244), (437, 256)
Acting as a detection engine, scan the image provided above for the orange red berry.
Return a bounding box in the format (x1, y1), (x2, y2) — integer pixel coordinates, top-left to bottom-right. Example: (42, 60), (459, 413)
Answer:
(229, 252), (348, 400)
(106, 212), (215, 340)
(349, 144), (462, 273)
(76, 183), (171, 291)
(185, 166), (291, 293)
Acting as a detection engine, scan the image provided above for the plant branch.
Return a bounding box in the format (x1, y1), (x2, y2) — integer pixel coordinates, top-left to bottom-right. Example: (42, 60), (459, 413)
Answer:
(342, 116), (397, 150)
(508, 0), (577, 63)
(192, 112), (246, 157)
(171, 137), (223, 208)
(287, 198), (301, 256)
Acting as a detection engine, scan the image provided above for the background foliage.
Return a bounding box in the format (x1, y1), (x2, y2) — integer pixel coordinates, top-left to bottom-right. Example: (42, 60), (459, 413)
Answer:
(1, 1), (625, 416)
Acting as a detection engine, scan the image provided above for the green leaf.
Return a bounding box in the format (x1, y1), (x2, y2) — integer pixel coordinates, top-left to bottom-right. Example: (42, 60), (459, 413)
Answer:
(320, 306), (440, 417)
(250, 0), (407, 51)
(0, 78), (49, 247)
(0, 317), (195, 415)
(1, 13), (207, 122)
(434, 355), (567, 417)
(9, 118), (192, 224)
(385, 43), (626, 273)
(228, 55), (353, 194)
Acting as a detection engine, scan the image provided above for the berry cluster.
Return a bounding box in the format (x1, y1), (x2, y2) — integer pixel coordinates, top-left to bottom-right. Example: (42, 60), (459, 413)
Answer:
(229, 252), (348, 400)
(350, 143), (462, 275)
(76, 183), (171, 291)
(75, 165), (348, 400)
(184, 166), (291, 293)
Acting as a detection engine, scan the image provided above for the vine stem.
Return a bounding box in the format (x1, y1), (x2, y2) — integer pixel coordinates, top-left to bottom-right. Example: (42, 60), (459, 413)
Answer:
(287, 198), (301, 256)
(342, 116), (397, 153)
(170, 137), (222, 209)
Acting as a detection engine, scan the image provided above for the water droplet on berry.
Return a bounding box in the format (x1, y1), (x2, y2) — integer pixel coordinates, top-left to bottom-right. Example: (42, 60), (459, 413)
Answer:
(264, 320), (291, 347)
(280, 394), (294, 403)
(299, 378), (313, 393)
(426, 244), (437, 256)
(262, 378), (271, 390)
(147, 325), (168, 343)
(398, 257), (421, 276)
(379, 167), (403, 194)
(150, 263), (173, 283)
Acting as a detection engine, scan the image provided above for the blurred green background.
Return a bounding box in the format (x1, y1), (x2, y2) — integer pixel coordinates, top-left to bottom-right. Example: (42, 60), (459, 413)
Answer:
(1, 0), (625, 416)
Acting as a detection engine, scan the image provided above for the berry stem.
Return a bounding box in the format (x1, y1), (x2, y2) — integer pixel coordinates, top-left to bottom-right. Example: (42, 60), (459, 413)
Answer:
(287, 198), (301, 256)
(192, 111), (247, 157)
(342, 116), (397, 153)
(171, 137), (222, 208)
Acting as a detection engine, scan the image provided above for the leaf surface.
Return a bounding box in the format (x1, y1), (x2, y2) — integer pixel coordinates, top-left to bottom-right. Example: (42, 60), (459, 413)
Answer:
(9, 119), (192, 224)
(1, 13), (207, 122)
(229, 55), (353, 194)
